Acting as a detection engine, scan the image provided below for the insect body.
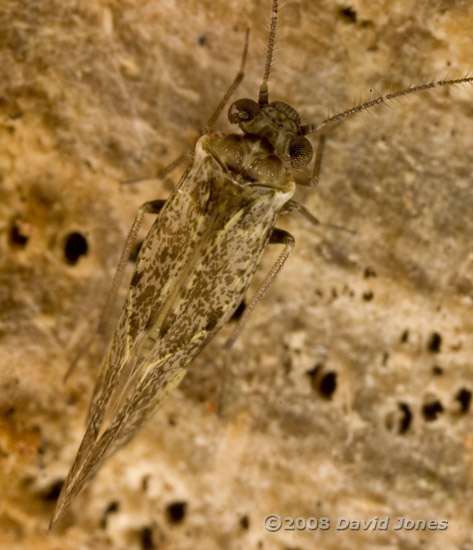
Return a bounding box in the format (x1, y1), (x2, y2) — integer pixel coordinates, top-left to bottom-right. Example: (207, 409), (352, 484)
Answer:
(50, 0), (473, 529)
(50, 2), (316, 527)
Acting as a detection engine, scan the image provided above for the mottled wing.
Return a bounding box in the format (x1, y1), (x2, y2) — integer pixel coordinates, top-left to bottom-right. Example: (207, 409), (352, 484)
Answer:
(50, 137), (291, 528)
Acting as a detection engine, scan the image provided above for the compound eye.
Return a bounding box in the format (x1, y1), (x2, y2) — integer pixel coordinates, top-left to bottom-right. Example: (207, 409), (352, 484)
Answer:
(288, 135), (313, 168)
(228, 98), (261, 124)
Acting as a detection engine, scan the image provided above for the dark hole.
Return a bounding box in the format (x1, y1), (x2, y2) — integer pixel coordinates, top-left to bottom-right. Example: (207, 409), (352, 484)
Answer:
(9, 221), (29, 247)
(166, 501), (187, 524)
(422, 400), (444, 421)
(198, 34), (207, 46)
(339, 6), (357, 23)
(427, 332), (442, 353)
(168, 417), (177, 426)
(105, 500), (120, 514)
(432, 365), (443, 376)
(362, 290), (373, 301)
(398, 402), (412, 433)
(129, 240), (143, 263)
(456, 388), (472, 413)
(140, 526), (155, 550)
(39, 479), (64, 501)
(101, 500), (120, 528)
(240, 514), (250, 530)
(364, 266), (376, 278)
(231, 299), (246, 321)
(319, 372), (337, 399)
(400, 330), (409, 343)
(307, 365), (338, 398)
(64, 232), (88, 265)
(9, 111), (23, 120)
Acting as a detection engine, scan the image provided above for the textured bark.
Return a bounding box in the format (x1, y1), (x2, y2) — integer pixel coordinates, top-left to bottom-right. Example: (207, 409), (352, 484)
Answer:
(1, 0), (473, 548)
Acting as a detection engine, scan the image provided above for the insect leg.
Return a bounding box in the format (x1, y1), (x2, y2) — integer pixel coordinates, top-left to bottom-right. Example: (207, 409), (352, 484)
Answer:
(121, 152), (191, 187)
(309, 134), (326, 187)
(97, 199), (166, 335)
(64, 199), (166, 381)
(280, 200), (320, 225)
(224, 227), (295, 350)
(125, 29), (251, 186)
(155, 152), (189, 180)
(204, 28), (250, 132)
(281, 200), (353, 234)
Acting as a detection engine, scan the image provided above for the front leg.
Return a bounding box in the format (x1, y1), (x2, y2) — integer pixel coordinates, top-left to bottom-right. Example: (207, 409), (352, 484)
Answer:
(281, 200), (353, 234)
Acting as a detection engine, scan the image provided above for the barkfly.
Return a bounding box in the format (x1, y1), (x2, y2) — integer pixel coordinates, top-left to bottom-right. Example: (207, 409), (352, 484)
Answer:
(49, 0), (473, 529)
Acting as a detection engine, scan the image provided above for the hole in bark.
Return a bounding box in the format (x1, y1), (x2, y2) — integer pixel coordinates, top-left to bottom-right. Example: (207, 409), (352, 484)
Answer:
(427, 332), (442, 353)
(339, 6), (357, 23)
(105, 500), (119, 514)
(422, 400), (443, 421)
(456, 388), (471, 413)
(166, 501), (187, 524)
(9, 220), (29, 247)
(307, 366), (337, 399)
(39, 479), (64, 501)
(140, 526), (155, 550)
(64, 232), (88, 265)
(319, 372), (337, 399)
(240, 514), (250, 530)
(398, 402), (412, 433)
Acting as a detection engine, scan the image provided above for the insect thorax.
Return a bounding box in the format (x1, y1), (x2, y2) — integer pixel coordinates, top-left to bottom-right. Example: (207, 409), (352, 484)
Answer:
(203, 130), (296, 195)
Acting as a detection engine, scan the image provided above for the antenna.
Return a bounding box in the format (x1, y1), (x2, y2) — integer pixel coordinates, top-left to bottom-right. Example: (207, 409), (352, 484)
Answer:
(300, 77), (473, 134)
(258, 0), (279, 106)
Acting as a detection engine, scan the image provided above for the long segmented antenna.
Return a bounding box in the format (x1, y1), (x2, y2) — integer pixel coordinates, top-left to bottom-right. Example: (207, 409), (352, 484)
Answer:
(300, 77), (473, 135)
(258, 0), (278, 106)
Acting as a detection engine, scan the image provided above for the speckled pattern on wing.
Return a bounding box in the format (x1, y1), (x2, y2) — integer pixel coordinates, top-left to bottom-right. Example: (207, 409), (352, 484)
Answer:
(50, 133), (295, 526)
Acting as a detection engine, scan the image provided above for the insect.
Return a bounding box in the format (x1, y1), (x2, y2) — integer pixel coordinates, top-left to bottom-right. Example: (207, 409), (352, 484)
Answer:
(49, 0), (473, 529)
